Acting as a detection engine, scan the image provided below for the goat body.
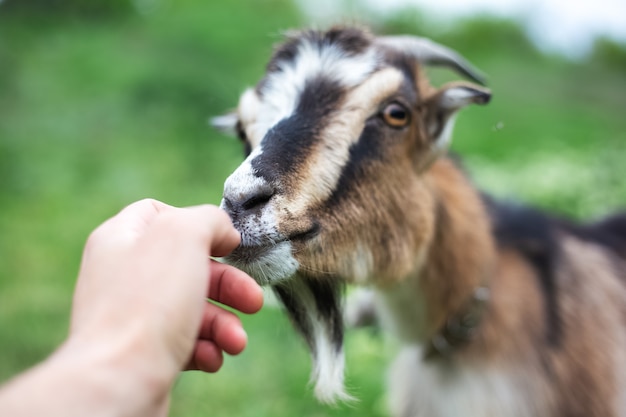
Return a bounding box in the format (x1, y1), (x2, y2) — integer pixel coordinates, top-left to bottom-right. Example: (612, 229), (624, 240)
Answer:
(216, 26), (626, 417)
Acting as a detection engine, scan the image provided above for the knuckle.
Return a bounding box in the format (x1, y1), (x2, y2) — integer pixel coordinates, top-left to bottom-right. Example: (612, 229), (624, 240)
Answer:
(84, 221), (112, 251)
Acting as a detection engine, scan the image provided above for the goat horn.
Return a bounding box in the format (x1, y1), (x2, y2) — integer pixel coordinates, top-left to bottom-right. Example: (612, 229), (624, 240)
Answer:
(377, 35), (487, 85)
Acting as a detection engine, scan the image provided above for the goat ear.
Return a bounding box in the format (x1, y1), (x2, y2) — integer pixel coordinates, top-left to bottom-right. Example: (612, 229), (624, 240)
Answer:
(422, 81), (491, 156)
(210, 112), (239, 136)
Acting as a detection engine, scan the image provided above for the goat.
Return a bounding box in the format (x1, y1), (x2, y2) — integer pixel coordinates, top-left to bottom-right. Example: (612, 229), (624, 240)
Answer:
(214, 26), (626, 417)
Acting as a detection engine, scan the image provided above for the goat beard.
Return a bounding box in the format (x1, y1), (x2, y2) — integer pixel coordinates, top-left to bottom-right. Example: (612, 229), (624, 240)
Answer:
(272, 275), (352, 403)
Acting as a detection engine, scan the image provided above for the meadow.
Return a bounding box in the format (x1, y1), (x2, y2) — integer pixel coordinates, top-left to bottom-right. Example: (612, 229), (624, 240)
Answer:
(0, 1), (625, 416)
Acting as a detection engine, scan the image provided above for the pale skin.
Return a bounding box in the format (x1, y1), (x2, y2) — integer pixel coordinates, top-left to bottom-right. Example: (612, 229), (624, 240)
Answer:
(0, 199), (264, 417)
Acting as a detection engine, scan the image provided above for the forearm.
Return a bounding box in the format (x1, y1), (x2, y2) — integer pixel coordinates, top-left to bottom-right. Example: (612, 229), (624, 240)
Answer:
(0, 340), (169, 417)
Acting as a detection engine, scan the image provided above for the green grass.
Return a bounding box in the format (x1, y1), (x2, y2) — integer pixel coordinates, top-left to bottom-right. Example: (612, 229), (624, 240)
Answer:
(0, 2), (625, 416)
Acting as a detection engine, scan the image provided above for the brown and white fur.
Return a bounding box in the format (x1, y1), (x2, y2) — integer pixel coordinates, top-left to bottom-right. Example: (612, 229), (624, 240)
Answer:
(214, 27), (626, 416)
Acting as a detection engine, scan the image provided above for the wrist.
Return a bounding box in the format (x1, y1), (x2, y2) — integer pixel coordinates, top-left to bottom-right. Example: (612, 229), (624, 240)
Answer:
(0, 337), (169, 417)
(48, 335), (172, 417)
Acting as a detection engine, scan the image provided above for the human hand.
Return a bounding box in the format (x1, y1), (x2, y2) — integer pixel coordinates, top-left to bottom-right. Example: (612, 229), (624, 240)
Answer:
(0, 199), (264, 417)
(68, 199), (263, 396)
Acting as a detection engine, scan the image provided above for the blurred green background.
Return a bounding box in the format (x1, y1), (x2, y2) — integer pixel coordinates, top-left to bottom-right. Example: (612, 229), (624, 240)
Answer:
(0, 0), (625, 416)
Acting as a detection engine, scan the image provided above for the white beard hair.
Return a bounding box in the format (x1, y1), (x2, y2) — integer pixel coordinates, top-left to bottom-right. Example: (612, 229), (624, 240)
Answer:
(272, 276), (353, 404)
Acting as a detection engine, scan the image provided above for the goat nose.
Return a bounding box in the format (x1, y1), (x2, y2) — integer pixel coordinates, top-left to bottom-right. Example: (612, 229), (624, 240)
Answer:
(223, 182), (275, 215)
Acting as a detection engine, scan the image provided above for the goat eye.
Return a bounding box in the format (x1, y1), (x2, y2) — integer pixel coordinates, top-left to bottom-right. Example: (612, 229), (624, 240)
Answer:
(382, 102), (410, 128)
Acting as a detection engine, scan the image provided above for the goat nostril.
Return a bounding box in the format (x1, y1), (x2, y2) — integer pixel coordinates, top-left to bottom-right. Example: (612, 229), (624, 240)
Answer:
(241, 190), (274, 211)
(223, 179), (275, 214)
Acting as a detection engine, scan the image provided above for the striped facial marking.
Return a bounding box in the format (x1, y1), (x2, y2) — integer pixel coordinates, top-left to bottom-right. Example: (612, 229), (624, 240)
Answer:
(221, 31), (407, 284)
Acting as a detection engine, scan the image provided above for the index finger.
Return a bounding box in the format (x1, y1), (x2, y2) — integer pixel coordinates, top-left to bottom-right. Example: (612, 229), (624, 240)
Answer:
(208, 260), (264, 314)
